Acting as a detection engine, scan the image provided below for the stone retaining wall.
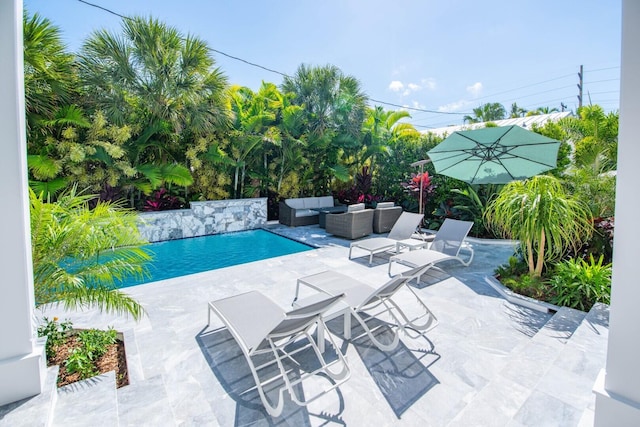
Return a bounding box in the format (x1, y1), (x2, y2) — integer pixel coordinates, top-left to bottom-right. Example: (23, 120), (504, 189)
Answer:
(137, 198), (267, 242)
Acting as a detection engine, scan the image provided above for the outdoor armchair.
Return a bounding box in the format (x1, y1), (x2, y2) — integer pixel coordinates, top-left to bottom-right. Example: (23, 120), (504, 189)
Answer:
(348, 212), (423, 265)
(325, 203), (374, 240)
(388, 218), (475, 277)
(373, 202), (403, 233)
(293, 264), (438, 352)
(207, 290), (350, 417)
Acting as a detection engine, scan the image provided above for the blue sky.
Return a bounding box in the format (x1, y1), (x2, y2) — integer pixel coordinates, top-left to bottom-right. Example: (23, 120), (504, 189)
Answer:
(25, 0), (621, 129)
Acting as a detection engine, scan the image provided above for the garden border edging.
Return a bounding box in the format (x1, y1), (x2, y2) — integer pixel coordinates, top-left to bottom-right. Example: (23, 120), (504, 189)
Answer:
(484, 275), (560, 313)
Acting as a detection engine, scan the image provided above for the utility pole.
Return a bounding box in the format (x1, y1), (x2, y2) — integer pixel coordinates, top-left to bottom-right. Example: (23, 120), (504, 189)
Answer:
(577, 65), (584, 108)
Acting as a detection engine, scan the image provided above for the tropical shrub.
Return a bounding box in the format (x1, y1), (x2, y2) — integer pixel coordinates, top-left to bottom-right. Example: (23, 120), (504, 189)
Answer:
(549, 255), (612, 311)
(400, 171), (436, 214)
(485, 175), (593, 277)
(143, 188), (187, 211)
(30, 188), (150, 319)
(37, 316), (73, 359)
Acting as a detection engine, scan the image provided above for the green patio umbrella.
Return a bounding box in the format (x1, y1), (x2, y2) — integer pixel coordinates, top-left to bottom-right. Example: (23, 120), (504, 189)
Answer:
(427, 125), (561, 184)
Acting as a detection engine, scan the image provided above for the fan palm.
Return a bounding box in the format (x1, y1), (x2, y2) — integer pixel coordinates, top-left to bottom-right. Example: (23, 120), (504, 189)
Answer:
(463, 103), (506, 124)
(23, 11), (75, 131)
(282, 64), (367, 193)
(78, 16), (229, 201)
(30, 188), (151, 319)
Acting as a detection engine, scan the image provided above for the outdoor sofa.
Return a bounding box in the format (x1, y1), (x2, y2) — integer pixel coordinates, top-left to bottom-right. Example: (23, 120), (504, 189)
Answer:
(279, 196), (335, 227)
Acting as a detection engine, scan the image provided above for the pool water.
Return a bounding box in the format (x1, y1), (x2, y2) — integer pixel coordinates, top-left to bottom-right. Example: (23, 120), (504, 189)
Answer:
(119, 229), (313, 288)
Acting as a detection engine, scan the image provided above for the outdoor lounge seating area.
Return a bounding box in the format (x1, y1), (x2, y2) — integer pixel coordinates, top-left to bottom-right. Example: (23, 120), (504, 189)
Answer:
(278, 196), (337, 227)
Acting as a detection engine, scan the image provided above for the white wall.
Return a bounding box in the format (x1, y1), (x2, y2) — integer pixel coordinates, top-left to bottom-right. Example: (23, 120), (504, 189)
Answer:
(594, 0), (640, 424)
(0, 0), (47, 406)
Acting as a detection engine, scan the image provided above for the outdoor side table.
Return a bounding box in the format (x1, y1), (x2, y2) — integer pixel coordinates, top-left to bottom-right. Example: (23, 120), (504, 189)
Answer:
(395, 233), (436, 253)
(293, 271), (354, 352)
(313, 205), (348, 228)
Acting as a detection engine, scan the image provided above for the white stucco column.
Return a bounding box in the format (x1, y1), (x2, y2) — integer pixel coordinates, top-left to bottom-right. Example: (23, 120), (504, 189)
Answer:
(593, 0), (640, 424)
(0, 0), (47, 406)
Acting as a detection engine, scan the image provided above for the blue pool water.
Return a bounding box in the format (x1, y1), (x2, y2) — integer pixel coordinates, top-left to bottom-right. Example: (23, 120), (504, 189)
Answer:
(119, 229), (313, 288)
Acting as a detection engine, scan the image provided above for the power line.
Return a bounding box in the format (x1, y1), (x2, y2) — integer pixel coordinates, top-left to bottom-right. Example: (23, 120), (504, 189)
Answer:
(78, 0), (131, 20)
(369, 99), (468, 115)
(77, 1), (619, 121)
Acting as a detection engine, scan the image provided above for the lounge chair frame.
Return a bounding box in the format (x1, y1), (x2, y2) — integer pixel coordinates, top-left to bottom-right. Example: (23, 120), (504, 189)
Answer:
(348, 212), (424, 265)
(388, 218), (475, 277)
(208, 291), (350, 417)
(294, 264), (438, 352)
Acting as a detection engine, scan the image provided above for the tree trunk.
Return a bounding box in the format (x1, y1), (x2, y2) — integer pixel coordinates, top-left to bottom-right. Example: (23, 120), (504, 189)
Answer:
(534, 229), (546, 277)
(526, 240), (536, 275)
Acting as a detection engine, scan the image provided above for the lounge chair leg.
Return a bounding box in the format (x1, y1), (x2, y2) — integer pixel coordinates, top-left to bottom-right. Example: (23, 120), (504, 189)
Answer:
(317, 324), (325, 353)
(344, 313), (351, 339)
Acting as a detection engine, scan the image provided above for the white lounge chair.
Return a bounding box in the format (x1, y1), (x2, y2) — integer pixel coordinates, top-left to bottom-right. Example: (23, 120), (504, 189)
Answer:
(294, 264), (438, 352)
(207, 290), (350, 417)
(348, 212), (424, 265)
(388, 218), (475, 277)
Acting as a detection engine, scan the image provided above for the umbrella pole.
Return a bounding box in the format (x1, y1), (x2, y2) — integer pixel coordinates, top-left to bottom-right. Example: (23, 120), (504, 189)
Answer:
(419, 163), (423, 216)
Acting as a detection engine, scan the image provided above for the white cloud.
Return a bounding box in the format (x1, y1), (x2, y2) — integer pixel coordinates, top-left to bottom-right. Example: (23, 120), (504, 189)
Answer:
(421, 78), (437, 91)
(438, 99), (474, 113)
(466, 82), (483, 98)
(389, 80), (404, 92)
(412, 100), (426, 110)
(389, 78), (436, 96)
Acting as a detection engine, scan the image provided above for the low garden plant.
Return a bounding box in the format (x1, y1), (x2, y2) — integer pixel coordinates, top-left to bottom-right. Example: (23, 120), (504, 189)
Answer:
(37, 317), (127, 387)
(549, 254), (612, 311)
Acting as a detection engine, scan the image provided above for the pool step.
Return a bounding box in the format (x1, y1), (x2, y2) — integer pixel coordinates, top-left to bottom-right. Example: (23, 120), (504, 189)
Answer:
(0, 366), (59, 427)
(52, 371), (118, 427)
(117, 375), (176, 425)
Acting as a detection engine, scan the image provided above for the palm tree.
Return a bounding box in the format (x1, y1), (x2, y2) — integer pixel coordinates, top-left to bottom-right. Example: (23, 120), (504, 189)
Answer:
(227, 86), (275, 198)
(282, 64), (367, 193)
(509, 102), (527, 118)
(536, 106), (560, 114)
(360, 106), (419, 177)
(463, 103), (506, 124)
(23, 11), (75, 134)
(78, 17), (229, 201)
(560, 105), (618, 170)
(484, 175), (593, 277)
(30, 188), (151, 319)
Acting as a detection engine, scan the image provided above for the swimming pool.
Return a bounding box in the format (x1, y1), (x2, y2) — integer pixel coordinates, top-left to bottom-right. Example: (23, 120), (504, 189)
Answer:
(119, 229), (313, 287)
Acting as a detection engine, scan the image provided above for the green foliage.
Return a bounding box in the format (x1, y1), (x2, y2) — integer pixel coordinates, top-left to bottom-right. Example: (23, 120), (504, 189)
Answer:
(65, 328), (117, 379)
(530, 121), (571, 175)
(495, 253), (530, 281)
(438, 184), (502, 237)
(563, 166), (616, 218)
(281, 64), (367, 194)
(550, 255), (612, 311)
(30, 187), (150, 319)
(66, 349), (98, 379)
(77, 328), (118, 360)
(559, 105), (618, 171)
(501, 273), (549, 301)
(463, 103), (506, 124)
(485, 175), (593, 276)
(23, 11), (76, 132)
(37, 317), (73, 359)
